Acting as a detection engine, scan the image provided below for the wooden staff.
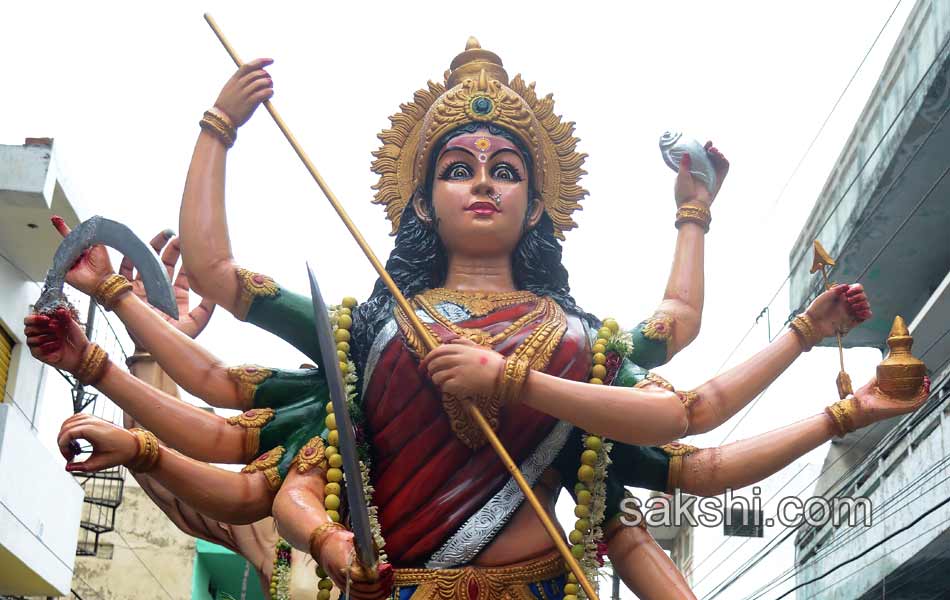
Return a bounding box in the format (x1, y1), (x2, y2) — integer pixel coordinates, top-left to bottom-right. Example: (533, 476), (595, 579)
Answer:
(812, 241), (852, 399)
(203, 14), (599, 600)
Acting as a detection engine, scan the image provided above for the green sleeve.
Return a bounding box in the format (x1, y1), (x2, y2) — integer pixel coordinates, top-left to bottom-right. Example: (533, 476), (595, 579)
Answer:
(233, 365), (331, 486)
(233, 268), (323, 368)
(626, 314), (674, 370)
(607, 444), (671, 492)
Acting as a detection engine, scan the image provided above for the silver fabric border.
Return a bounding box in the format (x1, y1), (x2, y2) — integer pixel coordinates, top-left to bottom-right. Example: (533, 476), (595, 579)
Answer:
(425, 420), (574, 568)
(361, 302), (471, 396)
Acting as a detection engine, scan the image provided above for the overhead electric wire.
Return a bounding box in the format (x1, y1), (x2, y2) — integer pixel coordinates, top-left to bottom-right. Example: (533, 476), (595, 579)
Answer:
(694, 25), (950, 465)
(806, 513), (950, 598)
(710, 370), (950, 600)
(772, 490), (950, 599)
(709, 22), (950, 388)
(698, 423), (884, 598)
(687, 463), (809, 586)
(764, 0), (906, 214)
(692, 420), (884, 588)
(745, 449), (950, 599)
(707, 384), (945, 599)
(115, 529), (175, 600)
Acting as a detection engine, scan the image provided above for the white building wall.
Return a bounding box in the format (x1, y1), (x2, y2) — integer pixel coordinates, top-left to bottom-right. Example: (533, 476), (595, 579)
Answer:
(0, 139), (86, 596)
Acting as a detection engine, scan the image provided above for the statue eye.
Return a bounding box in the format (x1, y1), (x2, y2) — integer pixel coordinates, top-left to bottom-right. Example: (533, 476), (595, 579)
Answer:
(441, 162), (473, 180)
(492, 163), (522, 182)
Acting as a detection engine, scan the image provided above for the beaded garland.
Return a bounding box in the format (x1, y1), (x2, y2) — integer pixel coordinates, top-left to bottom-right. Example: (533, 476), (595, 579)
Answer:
(270, 538), (292, 599)
(563, 317), (625, 600)
(311, 305), (629, 599)
(313, 296), (388, 599)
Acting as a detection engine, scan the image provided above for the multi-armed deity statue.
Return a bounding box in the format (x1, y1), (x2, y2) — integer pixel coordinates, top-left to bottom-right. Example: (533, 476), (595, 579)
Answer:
(24, 31), (930, 600)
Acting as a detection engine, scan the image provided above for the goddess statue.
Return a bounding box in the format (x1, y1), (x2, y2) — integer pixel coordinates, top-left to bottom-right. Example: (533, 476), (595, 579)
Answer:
(25, 38), (929, 600)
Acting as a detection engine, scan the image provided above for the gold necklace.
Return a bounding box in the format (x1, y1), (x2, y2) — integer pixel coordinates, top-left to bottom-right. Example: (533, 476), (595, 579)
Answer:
(415, 293), (548, 347)
(419, 288), (538, 317)
(395, 295), (568, 449)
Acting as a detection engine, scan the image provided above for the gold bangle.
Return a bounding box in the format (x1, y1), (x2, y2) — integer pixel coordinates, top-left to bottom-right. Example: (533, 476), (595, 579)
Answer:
(200, 110), (236, 148)
(497, 354), (530, 407)
(207, 106), (235, 130)
(309, 521), (347, 560)
(93, 274), (133, 311)
(126, 428), (161, 473)
(675, 203), (712, 233)
(789, 313), (822, 351)
(76, 343), (110, 386)
(824, 397), (857, 437)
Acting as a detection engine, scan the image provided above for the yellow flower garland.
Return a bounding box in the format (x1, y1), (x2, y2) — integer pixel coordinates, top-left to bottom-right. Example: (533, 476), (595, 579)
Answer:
(564, 317), (620, 600)
(315, 296), (358, 600)
(312, 305), (620, 599)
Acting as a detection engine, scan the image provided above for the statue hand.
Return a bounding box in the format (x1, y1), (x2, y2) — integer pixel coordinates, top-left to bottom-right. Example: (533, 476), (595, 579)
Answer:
(320, 531), (393, 600)
(805, 283), (871, 339)
(213, 58), (274, 128)
(118, 230), (215, 349)
(51, 216), (115, 296)
(58, 413), (138, 473)
(674, 141), (730, 208)
(420, 337), (505, 399)
(851, 376), (931, 430)
(24, 309), (90, 374)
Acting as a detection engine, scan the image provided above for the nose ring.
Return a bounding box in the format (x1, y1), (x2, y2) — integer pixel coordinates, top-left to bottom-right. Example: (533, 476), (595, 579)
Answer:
(487, 192), (502, 208)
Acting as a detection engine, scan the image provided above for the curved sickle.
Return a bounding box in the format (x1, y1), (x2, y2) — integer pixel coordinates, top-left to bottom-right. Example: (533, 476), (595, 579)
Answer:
(35, 216), (179, 319)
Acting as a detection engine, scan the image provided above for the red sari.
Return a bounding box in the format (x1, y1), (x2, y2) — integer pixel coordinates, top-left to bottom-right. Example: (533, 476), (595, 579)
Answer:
(362, 294), (591, 566)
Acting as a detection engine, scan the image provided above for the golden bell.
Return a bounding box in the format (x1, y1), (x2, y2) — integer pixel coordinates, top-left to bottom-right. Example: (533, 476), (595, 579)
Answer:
(876, 316), (927, 401)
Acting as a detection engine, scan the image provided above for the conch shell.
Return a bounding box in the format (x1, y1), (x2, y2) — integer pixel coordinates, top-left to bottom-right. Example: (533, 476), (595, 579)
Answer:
(659, 131), (717, 193)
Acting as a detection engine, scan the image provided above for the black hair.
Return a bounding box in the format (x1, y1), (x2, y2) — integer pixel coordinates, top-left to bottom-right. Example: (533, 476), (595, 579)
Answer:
(351, 123), (597, 372)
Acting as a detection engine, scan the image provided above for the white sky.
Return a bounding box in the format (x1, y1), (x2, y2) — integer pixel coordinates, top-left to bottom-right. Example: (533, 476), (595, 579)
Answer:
(0, 1), (916, 598)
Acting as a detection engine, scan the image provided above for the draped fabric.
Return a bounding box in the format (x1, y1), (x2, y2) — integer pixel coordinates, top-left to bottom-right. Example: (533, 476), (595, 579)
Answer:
(362, 299), (591, 566)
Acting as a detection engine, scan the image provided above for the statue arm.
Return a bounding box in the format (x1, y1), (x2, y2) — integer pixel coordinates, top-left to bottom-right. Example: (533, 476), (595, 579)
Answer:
(272, 467), (377, 591)
(683, 329), (801, 435)
(112, 291), (245, 410)
(124, 361), (279, 566)
(673, 371), (930, 495)
(672, 413), (835, 496)
(179, 128), (243, 314)
(137, 444), (276, 524)
(521, 372), (688, 445)
(179, 60), (275, 318)
(605, 519), (697, 600)
(625, 144), (730, 367)
(681, 284), (871, 434)
(95, 363), (247, 463)
(653, 220), (705, 362)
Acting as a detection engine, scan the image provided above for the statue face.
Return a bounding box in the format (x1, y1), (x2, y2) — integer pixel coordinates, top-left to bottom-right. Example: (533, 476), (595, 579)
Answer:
(418, 129), (543, 259)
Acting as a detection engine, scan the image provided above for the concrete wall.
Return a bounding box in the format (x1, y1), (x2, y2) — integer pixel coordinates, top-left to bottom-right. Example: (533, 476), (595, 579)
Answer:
(795, 378), (950, 598)
(0, 141), (86, 596)
(72, 476), (196, 600)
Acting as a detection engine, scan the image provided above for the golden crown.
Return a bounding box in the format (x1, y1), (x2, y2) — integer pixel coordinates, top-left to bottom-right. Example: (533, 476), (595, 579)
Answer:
(371, 38), (588, 240)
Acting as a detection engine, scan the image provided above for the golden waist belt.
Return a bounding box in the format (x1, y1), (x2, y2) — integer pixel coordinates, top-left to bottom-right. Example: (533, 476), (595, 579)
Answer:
(393, 553), (566, 600)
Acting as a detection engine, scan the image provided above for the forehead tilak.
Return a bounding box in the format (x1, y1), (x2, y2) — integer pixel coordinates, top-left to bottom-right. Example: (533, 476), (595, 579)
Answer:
(442, 134), (523, 164)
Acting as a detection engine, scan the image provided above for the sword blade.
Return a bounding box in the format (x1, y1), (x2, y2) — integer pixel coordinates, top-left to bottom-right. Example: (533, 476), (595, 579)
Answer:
(306, 263), (378, 571)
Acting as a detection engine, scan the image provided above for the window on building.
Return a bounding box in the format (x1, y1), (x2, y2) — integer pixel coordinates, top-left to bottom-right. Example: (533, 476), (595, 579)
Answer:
(723, 506), (764, 537)
(0, 327), (13, 402)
